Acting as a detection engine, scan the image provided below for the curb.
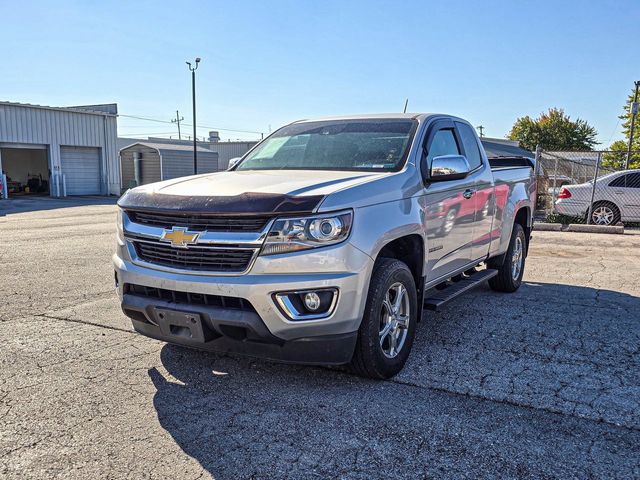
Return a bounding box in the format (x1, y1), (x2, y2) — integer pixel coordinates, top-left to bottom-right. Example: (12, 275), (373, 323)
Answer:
(533, 223), (562, 231)
(566, 224), (624, 234)
(534, 222), (625, 234)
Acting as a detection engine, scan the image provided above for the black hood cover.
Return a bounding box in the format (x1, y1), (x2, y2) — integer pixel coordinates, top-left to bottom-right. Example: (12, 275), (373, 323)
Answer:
(118, 189), (325, 216)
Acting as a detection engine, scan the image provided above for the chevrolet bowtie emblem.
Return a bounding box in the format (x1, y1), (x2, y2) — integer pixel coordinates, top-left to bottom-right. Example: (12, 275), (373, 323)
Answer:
(160, 227), (200, 248)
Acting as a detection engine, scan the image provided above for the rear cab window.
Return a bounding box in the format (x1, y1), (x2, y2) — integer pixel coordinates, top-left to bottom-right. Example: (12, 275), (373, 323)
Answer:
(455, 122), (483, 171)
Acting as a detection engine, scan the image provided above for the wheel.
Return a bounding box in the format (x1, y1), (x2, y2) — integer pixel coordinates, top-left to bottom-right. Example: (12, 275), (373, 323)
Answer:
(589, 202), (620, 226)
(488, 223), (526, 293)
(349, 258), (418, 379)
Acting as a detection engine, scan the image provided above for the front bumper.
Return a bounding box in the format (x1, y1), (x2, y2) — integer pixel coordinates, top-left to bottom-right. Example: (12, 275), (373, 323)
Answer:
(114, 239), (374, 364)
(122, 293), (357, 364)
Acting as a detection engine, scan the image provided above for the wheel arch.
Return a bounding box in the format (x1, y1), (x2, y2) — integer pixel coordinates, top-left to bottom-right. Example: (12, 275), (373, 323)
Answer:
(375, 234), (425, 321)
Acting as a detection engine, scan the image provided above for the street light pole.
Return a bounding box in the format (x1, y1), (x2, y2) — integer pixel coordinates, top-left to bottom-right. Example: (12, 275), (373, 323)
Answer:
(625, 80), (640, 170)
(186, 57), (201, 174)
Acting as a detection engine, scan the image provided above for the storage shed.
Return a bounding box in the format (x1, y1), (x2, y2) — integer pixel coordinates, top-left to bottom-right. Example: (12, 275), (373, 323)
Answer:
(119, 142), (218, 190)
(0, 102), (119, 198)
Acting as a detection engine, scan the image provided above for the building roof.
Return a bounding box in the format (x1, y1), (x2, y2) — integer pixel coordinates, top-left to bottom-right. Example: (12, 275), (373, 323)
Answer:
(0, 101), (118, 117)
(120, 141), (214, 154)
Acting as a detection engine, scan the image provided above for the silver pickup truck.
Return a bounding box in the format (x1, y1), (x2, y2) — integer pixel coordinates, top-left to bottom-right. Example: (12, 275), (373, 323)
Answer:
(115, 114), (536, 378)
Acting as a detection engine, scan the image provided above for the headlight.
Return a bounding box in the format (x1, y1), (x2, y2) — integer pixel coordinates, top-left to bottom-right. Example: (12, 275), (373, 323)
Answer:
(260, 211), (353, 256)
(116, 208), (125, 241)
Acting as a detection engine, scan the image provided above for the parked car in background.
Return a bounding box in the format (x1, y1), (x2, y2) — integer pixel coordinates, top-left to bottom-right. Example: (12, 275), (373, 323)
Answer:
(555, 170), (640, 225)
(547, 174), (575, 197)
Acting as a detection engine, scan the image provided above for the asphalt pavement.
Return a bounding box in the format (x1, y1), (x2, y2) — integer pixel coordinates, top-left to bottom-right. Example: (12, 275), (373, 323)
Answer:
(1, 197), (639, 479)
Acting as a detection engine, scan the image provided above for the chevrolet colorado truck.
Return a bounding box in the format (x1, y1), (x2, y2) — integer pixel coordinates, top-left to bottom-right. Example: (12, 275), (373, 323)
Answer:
(115, 114), (536, 379)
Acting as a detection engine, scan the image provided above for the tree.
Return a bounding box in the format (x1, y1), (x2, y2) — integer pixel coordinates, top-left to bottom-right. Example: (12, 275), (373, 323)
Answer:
(603, 87), (640, 170)
(508, 108), (598, 151)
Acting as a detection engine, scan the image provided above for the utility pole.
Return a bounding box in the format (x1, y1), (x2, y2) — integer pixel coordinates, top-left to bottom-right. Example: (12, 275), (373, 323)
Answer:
(171, 110), (184, 140)
(625, 80), (640, 170)
(477, 125), (485, 138)
(186, 57), (201, 174)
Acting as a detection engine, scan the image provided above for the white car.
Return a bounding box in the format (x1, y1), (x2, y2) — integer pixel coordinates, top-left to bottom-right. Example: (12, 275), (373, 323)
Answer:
(555, 170), (640, 225)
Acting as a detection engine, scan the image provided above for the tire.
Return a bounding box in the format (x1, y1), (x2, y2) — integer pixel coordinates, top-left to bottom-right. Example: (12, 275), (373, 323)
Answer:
(488, 223), (526, 293)
(588, 201), (620, 226)
(349, 258), (418, 379)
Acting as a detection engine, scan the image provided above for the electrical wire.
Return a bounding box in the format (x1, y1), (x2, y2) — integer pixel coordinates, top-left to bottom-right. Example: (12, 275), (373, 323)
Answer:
(118, 114), (263, 135)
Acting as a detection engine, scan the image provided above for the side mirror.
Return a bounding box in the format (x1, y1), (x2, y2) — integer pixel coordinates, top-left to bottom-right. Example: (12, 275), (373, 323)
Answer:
(227, 157), (242, 170)
(429, 155), (471, 182)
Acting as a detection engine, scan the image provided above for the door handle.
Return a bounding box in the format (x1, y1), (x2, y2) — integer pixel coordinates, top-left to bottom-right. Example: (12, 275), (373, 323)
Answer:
(463, 189), (475, 200)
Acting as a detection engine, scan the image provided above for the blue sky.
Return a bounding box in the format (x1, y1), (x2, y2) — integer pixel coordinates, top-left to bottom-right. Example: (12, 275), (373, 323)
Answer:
(0, 0), (637, 144)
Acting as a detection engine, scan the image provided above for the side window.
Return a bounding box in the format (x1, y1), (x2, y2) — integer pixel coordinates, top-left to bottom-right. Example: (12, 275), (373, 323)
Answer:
(609, 173), (640, 188)
(426, 129), (459, 163)
(456, 122), (483, 170)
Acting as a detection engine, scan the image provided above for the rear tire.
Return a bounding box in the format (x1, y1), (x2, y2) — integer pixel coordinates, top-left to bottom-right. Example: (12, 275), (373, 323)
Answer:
(349, 258), (417, 379)
(488, 223), (526, 293)
(588, 201), (620, 226)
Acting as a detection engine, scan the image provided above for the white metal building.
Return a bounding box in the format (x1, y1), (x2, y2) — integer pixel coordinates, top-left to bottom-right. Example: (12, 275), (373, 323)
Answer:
(118, 131), (259, 171)
(0, 102), (119, 198)
(119, 142), (218, 190)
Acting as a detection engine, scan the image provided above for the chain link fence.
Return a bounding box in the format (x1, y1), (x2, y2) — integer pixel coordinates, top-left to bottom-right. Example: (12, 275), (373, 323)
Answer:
(535, 149), (640, 226)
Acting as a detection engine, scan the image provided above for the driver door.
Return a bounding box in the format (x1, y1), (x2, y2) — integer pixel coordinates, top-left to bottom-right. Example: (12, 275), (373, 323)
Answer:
(420, 120), (476, 283)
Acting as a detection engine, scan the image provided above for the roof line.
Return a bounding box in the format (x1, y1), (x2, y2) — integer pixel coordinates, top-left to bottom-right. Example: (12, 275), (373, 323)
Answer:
(0, 101), (117, 117)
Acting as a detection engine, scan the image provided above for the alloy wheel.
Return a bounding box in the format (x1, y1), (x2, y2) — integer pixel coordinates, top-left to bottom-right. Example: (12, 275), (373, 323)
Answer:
(511, 236), (523, 281)
(591, 206), (615, 225)
(379, 282), (410, 358)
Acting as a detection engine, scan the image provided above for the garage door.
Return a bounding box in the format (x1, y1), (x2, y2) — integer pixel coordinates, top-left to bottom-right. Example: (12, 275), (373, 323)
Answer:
(60, 146), (101, 195)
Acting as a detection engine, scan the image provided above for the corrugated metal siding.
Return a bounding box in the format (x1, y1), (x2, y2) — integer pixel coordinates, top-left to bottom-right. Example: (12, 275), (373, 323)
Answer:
(161, 150), (218, 179)
(196, 152), (218, 174)
(209, 142), (257, 170)
(119, 145), (161, 188)
(0, 103), (119, 195)
(120, 150), (136, 190)
(60, 146), (101, 195)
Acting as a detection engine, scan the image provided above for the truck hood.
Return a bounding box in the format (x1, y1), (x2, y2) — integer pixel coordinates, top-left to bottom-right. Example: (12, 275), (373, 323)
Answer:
(118, 170), (388, 215)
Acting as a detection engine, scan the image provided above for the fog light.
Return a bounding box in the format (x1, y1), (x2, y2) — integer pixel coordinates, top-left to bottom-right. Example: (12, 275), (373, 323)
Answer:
(273, 288), (338, 321)
(304, 292), (321, 311)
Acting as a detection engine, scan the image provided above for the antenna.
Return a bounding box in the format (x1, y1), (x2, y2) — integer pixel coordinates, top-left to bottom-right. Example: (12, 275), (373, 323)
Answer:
(403, 98), (409, 113)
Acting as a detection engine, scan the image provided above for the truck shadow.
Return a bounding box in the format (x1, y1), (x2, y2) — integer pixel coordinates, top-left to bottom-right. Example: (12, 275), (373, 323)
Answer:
(147, 281), (640, 478)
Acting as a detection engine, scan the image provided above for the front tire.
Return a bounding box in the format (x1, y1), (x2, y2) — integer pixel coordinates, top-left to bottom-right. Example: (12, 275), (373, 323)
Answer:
(349, 258), (418, 379)
(488, 223), (526, 293)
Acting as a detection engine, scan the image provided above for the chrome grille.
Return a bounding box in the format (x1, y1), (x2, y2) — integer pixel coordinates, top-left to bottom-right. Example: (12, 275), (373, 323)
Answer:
(132, 240), (256, 272)
(125, 210), (271, 232)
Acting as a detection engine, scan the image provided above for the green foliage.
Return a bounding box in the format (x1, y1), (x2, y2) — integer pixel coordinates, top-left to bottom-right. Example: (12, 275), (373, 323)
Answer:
(602, 140), (639, 169)
(508, 108), (598, 151)
(603, 87), (640, 169)
(545, 211), (580, 225)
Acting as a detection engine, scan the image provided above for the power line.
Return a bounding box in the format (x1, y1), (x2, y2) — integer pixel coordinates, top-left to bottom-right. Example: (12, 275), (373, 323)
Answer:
(118, 132), (178, 137)
(118, 113), (263, 135)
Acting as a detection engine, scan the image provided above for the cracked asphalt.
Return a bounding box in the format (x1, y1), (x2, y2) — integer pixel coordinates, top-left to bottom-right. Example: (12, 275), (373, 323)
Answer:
(1, 198), (639, 479)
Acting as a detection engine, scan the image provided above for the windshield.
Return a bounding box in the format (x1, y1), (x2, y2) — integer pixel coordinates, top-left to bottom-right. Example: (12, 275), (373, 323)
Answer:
(236, 119), (418, 172)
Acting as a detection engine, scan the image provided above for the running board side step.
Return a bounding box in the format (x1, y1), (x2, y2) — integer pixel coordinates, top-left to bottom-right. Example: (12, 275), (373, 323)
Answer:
(423, 269), (499, 311)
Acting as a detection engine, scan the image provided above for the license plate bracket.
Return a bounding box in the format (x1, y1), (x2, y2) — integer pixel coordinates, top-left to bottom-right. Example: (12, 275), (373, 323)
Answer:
(155, 308), (205, 343)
